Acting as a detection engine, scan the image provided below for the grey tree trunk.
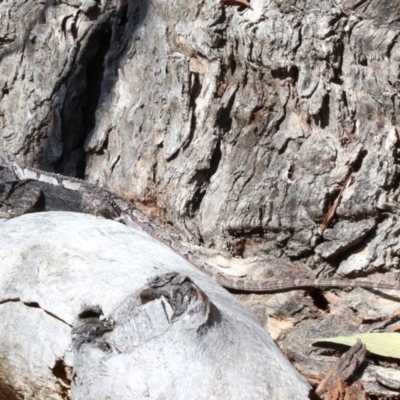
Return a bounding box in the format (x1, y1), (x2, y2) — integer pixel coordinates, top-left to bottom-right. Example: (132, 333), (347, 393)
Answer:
(0, 0), (400, 398)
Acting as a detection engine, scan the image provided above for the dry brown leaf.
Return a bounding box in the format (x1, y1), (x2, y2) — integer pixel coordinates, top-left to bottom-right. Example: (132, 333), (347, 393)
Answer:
(320, 174), (353, 230)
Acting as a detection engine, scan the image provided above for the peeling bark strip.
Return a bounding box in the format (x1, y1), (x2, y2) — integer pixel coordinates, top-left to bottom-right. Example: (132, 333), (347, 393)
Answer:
(316, 340), (368, 397)
(3, 151), (400, 294)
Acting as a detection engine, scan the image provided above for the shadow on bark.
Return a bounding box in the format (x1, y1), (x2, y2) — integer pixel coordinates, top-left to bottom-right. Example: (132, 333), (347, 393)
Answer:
(38, 0), (149, 177)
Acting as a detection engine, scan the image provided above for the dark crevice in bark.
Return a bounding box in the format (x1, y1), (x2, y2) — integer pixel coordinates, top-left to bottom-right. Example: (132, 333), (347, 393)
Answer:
(181, 71), (202, 155)
(209, 140), (222, 177)
(278, 140), (289, 155)
(187, 139), (222, 217)
(271, 65), (299, 82)
(331, 42), (344, 84)
(165, 147), (179, 162)
(96, 134), (109, 157)
(308, 289), (330, 311)
(51, 359), (71, 399)
(49, 22), (112, 178)
(287, 163), (294, 179)
(308, 390), (322, 400)
(216, 90), (237, 133)
(347, 0), (371, 11)
(82, 28), (112, 146)
(386, 32), (400, 59)
(341, 90), (349, 109)
(351, 149), (368, 172)
(117, 2), (129, 26)
(314, 93), (330, 129)
(209, 8), (227, 27)
(230, 225), (266, 239)
(40, 1), (149, 177)
(228, 52), (237, 75)
(211, 31), (227, 50)
(78, 305), (104, 319)
(358, 54), (368, 66)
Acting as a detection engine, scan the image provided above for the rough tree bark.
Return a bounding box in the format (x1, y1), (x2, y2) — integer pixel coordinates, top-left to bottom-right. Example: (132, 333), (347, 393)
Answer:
(0, 0), (400, 398)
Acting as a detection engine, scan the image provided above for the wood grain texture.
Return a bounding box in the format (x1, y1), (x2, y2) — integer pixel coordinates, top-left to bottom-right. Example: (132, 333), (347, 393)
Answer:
(0, 212), (312, 400)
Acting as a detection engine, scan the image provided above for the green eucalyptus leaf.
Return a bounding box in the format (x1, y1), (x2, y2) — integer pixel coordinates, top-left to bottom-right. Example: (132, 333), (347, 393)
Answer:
(313, 333), (400, 359)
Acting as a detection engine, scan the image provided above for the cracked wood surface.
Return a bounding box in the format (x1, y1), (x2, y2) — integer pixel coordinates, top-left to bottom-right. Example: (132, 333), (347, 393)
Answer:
(0, 212), (311, 400)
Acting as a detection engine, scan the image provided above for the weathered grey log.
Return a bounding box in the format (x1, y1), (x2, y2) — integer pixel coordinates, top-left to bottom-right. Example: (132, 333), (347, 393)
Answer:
(0, 212), (310, 399)
(72, 272), (301, 399)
